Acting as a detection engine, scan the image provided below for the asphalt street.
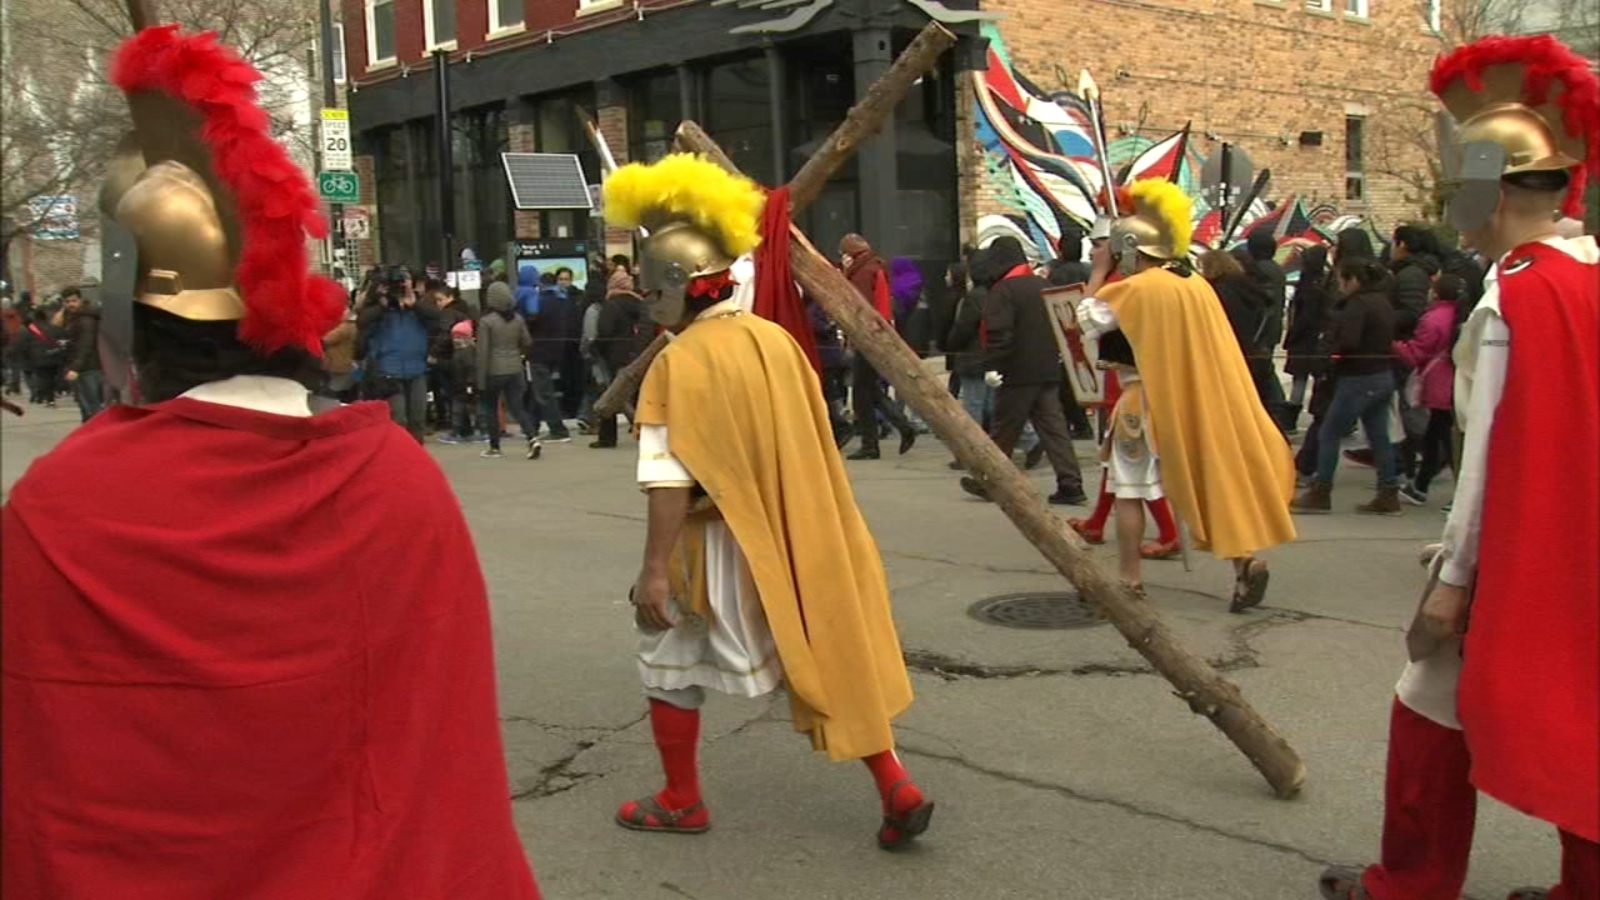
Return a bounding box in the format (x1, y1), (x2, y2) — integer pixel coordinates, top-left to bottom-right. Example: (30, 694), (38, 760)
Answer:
(1, 400), (1561, 900)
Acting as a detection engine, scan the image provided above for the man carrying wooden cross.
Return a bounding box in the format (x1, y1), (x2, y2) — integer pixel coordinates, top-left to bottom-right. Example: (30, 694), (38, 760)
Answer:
(604, 154), (934, 850)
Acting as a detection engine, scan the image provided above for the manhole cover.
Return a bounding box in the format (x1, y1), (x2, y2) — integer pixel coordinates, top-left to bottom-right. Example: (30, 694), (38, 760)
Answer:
(967, 591), (1105, 630)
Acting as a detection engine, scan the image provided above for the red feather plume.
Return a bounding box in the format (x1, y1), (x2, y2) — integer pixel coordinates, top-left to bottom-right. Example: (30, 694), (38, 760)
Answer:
(111, 26), (345, 356)
(1430, 34), (1600, 219)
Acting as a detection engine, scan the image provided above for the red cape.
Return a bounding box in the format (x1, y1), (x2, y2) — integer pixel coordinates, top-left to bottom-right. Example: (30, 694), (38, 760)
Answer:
(752, 186), (821, 373)
(2, 398), (540, 898)
(1460, 241), (1599, 842)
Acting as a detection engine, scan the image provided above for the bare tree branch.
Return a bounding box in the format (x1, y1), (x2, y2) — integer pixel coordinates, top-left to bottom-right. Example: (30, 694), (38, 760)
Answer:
(2, 0), (318, 241)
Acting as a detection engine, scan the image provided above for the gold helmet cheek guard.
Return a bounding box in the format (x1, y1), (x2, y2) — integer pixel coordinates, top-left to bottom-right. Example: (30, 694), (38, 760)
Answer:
(639, 220), (734, 327)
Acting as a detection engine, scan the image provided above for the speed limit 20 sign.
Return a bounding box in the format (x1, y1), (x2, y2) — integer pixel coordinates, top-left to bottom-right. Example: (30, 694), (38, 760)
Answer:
(321, 108), (352, 171)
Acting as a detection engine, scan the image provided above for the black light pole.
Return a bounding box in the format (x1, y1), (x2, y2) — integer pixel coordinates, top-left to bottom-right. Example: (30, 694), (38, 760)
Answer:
(433, 49), (455, 274)
(317, 0), (342, 265)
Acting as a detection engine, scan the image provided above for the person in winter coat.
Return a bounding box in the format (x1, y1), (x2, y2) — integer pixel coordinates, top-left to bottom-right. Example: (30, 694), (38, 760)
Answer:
(808, 296), (853, 446)
(60, 290), (104, 421)
(1, 302), (23, 396)
(320, 310), (359, 402)
(590, 271), (650, 449)
(476, 281), (540, 459)
(1394, 274), (1461, 507)
(517, 268), (573, 442)
(1291, 258), (1400, 515)
(1388, 224), (1443, 340)
(840, 233), (915, 459)
(1244, 229), (1288, 340)
(1199, 250), (1279, 421)
(357, 271), (440, 441)
(890, 257), (932, 356)
(428, 279), (471, 433)
(962, 236), (1085, 505)
(1282, 245), (1330, 432)
(19, 309), (67, 407)
(946, 251), (992, 431)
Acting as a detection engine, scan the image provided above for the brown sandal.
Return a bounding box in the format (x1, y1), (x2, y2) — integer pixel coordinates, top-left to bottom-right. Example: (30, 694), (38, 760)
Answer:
(615, 795), (711, 834)
(877, 780), (935, 851)
(1229, 559), (1270, 613)
(1318, 865), (1371, 899)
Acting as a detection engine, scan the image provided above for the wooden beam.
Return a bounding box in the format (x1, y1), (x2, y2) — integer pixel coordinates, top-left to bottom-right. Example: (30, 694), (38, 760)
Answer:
(675, 127), (1309, 801)
(592, 20), (957, 419)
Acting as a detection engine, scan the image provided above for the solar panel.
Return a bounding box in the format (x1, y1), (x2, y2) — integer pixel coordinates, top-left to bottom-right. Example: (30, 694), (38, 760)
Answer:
(502, 153), (593, 211)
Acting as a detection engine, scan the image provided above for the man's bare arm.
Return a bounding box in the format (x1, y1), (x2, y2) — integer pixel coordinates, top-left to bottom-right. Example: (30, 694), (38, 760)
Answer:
(641, 487), (692, 579)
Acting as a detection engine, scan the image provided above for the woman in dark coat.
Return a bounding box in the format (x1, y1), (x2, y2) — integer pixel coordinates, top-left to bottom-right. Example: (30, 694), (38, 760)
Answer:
(1282, 245), (1330, 433)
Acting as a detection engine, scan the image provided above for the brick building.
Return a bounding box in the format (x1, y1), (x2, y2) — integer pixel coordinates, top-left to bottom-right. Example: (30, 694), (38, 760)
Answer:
(341, 0), (1458, 272)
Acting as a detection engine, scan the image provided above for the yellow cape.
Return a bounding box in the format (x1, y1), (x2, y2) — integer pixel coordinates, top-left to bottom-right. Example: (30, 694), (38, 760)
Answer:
(1101, 267), (1296, 558)
(636, 312), (912, 761)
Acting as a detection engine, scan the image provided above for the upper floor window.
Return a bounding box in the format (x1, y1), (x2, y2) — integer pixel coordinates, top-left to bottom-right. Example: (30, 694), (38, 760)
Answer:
(1306, 0), (1332, 12)
(1344, 0), (1369, 17)
(425, 0), (457, 49)
(490, 0), (523, 34)
(366, 0), (395, 64)
(1424, 0), (1442, 31)
(1345, 114), (1365, 201)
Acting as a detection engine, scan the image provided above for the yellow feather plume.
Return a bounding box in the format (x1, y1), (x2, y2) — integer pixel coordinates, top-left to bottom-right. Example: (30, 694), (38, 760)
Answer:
(602, 154), (766, 258)
(1129, 177), (1194, 257)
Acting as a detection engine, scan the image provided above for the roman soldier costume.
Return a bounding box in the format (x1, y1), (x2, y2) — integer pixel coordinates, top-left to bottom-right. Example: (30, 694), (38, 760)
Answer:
(603, 154), (933, 849)
(1319, 33), (1598, 900)
(1076, 178), (1297, 609)
(1, 23), (539, 898)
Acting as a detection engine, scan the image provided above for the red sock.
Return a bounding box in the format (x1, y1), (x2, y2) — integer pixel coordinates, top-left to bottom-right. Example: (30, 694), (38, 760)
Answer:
(863, 749), (922, 814)
(649, 699), (701, 809)
(1147, 497), (1178, 544)
(1084, 478), (1115, 530)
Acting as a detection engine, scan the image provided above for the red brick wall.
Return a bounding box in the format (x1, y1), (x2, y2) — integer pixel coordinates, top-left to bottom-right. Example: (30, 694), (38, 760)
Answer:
(598, 103), (631, 255)
(976, 0), (1442, 233)
(343, 0), (427, 75)
(341, 0), (367, 80)
(458, 0), (489, 51)
(509, 122), (542, 238)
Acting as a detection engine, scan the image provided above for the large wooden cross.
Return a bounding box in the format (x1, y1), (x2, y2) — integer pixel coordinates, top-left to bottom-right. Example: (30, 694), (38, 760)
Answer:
(604, 22), (1305, 798)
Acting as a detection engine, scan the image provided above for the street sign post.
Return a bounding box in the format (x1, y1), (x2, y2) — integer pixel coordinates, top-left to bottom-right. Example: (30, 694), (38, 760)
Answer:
(318, 171), (360, 204)
(320, 108), (352, 171)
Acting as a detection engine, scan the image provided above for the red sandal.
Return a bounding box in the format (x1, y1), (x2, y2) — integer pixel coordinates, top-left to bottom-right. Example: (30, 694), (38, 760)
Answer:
(615, 795), (711, 834)
(1067, 517), (1105, 544)
(877, 780), (935, 851)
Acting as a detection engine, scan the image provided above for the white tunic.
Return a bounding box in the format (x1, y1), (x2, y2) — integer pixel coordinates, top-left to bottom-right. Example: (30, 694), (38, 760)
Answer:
(1076, 297), (1163, 501)
(1104, 371), (1164, 501)
(632, 326), (783, 698)
(1394, 236), (1598, 728)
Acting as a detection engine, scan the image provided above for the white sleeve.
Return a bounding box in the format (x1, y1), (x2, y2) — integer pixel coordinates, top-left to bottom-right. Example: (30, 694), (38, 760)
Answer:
(1076, 296), (1119, 338)
(1438, 311), (1509, 588)
(637, 423), (695, 489)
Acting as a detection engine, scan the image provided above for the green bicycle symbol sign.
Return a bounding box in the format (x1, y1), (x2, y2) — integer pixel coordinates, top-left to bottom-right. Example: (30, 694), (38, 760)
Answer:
(317, 171), (360, 204)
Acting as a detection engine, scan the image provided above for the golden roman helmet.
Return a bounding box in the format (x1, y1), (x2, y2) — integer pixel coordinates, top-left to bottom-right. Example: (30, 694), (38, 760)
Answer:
(1109, 178), (1194, 273)
(1430, 35), (1600, 229)
(98, 23), (344, 393)
(603, 154), (765, 326)
(100, 51), (245, 323)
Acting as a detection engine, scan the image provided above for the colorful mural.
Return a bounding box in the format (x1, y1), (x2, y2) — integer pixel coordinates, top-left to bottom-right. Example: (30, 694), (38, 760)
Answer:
(970, 22), (1377, 262)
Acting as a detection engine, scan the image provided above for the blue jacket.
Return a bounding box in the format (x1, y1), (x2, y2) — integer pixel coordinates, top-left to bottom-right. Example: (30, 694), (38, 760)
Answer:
(362, 305), (436, 378)
(514, 266), (542, 317)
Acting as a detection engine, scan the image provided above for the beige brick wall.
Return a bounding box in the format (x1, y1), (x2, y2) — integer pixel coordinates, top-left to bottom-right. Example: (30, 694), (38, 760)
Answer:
(974, 0), (1442, 237)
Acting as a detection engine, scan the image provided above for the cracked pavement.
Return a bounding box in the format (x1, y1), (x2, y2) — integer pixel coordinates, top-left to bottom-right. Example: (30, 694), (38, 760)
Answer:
(3, 406), (1561, 899)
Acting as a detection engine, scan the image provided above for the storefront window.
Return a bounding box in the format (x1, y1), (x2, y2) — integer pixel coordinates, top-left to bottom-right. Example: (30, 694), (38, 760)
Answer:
(628, 71), (681, 164)
(705, 55), (775, 187)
